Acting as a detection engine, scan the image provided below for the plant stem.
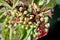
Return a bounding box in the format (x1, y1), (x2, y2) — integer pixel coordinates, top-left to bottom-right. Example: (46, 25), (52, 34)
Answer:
(23, 28), (33, 40)
(9, 27), (12, 40)
(32, 0), (34, 5)
(0, 12), (6, 19)
(13, 0), (19, 9)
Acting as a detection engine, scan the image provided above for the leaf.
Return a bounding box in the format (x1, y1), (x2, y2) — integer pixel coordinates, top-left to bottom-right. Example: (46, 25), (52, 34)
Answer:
(0, 10), (4, 16)
(0, 8), (11, 23)
(13, 0), (19, 9)
(0, 1), (2, 6)
(0, 0), (12, 9)
(20, 28), (27, 39)
(27, 35), (31, 40)
(2, 25), (9, 39)
(38, 0), (45, 6)
(0, 10), (6, 23)
(23, 28), (33, 40)
(34, 0), (39, 4)
(34, 0), (45, 6)
(44, 0), (56, 9)
(0, 23), (3, 31)
(0, 16), (6, 23)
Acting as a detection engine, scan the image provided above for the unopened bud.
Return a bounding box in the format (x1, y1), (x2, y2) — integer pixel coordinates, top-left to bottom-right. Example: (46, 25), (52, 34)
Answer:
(44, 17), (49, 23)
(45, 23), (50, 28)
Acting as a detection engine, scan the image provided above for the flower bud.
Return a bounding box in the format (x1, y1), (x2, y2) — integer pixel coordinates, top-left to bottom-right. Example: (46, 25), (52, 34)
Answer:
(44, 17), (49, 23)
(23, 11), (27, 14)
(45, 23), (50, 28)
(40, 17), (44, 21)
(19, 7), (23, 11)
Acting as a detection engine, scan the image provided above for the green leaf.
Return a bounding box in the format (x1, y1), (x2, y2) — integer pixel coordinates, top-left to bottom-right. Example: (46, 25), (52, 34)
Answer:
(0, 10), (4, 16)
(0, 16), (6, 23)
(44, 0), (56, 9)
(23, 28), (33, 40)
(20, 28), (27, 39)
(27, 8), (33, 12)
(2, 25), (9, 39)
(0, 10), (6, 23)
(13, 0), (19, 9)
(34, 0), (45, 5)
(0, 0), (12, 9)
(27, 35), (31, 40)
(34, 0), (39, 4)
(0, 1), (2, 6)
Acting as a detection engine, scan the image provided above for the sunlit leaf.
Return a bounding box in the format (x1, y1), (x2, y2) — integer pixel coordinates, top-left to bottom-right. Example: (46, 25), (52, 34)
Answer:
(23, 28), (33, 40)
(20, 28), (27, 39)
(2, 25), (10, 40)
(13, 0), (19, 9)
(0, 9), (6, 23)
(0, 1), (2, 6)
(0, 0), (12, 9)
(34, 0), (45, 6)
(0, 16), (6, 23)
(44, 0), (56, 9)
(0, 10), (4, 16)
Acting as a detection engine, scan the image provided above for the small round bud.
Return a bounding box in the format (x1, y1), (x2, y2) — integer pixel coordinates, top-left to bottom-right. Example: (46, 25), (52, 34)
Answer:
(40, 17), (44, 21)
(34, 25), (36, 28)
(45, 23), (50, 28)
(21, 25), (24, 28)
(23, 11), (27, 14)
(14, 31), (16, 34)
(23, 21), (26, 24)
(19, 13), (22, 16)
(28, 21), (32, 24)
(44, 17), (49, 23)
(14, 23), (17, 27)
(19, 7), (23, 11)
(37, 21), (40, 24)
(25, 26), (28, 30)
(30, 15), (34, 19)
(45, 28), (48, 32)
(20, 16), (23, 20)
(30, 24), (34, 28)
(30, 16), (33, 19)
(8, 25), (11, 28)
(39, 13), (44, 16)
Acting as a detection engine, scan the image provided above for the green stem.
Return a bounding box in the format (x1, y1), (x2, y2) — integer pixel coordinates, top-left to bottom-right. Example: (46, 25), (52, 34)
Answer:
(32, 0), (34, 5)
(9, 27), (12, 40)
(0, 0), (12, 9)
(0, 12), (6, 19)
(23, 28), (33, 40)
(13, 0), (19, 9)
(3, 16), (8, 25)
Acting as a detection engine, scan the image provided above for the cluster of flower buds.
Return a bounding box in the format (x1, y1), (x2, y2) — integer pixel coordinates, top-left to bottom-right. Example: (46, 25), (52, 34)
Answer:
(1, 0), (54, 40)
(4, 1), (51, 40)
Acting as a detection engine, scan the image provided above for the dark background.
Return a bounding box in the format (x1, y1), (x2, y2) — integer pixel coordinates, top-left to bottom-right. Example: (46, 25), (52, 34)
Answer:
(38, 5), (60, 40)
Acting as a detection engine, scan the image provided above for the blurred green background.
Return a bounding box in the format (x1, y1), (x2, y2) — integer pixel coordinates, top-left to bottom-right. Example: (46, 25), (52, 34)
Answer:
(56, 0), (60, 5)
(50, 0), (60, 28)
